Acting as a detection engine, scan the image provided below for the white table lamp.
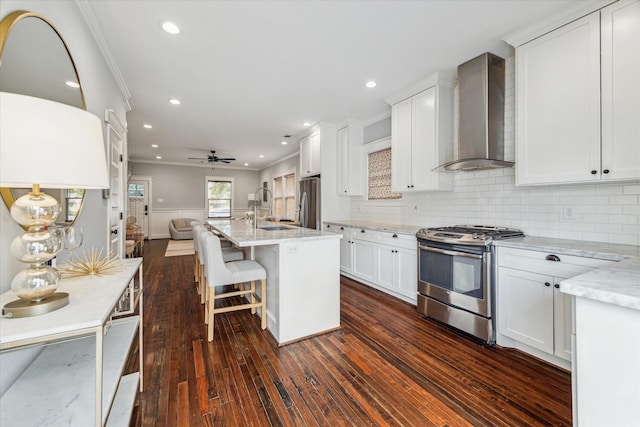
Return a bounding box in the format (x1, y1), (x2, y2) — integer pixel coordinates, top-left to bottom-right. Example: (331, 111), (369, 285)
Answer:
(0, 92), (109, 317)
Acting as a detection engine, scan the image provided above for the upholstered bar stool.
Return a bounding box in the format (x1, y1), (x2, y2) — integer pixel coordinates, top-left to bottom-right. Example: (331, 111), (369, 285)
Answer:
(202, 233), (266, 342)
(190, 221), (203, 283)
(194, 227), (244, 303)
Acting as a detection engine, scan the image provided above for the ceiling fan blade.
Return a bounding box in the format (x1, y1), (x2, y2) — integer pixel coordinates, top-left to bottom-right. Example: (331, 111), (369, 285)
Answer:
(220, 160), (231, 163)
(218, 157), (236, 161)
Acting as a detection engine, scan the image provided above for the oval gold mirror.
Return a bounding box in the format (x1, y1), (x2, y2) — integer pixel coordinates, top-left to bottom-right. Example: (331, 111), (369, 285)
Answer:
(0, 11), (87, 227)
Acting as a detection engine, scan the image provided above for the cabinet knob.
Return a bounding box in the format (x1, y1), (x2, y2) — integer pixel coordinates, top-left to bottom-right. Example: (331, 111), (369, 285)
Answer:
(340, 227), (344, 230)
(407, 185), (410, 189)
(111, 229), (118, 235)
(545, 254), (561, 262)
(603, 169), (610, 174)
(392, 234), (398, 238)
(591, 170), (597, 175)
(544, 282), (551, 287)
(554, 283), (560, 289)
(361, 229), (365, 233)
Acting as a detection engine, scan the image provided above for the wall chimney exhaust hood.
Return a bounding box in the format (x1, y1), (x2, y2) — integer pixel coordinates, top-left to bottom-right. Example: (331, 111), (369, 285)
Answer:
(436, 52), (514, 171)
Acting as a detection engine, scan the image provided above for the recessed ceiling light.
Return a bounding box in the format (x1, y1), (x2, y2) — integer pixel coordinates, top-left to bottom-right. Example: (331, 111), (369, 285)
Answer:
(259, 155), (264, 158)
(303, 122), (311, 127)
(169, 98), (181, 105)
(161, 21), (181, 35)
(156, 156), (162, 159)
(366, 80), (377, 88)
(65, 81), (80, 88)
(244, 163), (249, 166)
(143, 124), (153, 129)
(281, 141), (288, 145)
(151, 144), (159, 148)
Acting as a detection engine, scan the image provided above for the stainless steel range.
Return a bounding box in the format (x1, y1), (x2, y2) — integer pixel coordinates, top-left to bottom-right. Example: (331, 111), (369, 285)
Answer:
(416, 225), (524, 343)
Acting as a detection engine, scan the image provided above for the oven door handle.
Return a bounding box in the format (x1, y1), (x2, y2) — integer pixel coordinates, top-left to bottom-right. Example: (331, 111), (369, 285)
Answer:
(418, 245), (483, 259)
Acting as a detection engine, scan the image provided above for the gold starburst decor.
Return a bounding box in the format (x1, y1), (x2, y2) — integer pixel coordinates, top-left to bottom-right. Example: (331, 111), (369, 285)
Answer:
(61, 248), (122, 278)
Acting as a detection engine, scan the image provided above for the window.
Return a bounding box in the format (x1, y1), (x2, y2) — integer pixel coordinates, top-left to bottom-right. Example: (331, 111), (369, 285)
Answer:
(207, 177), (233, 218)
(65, 189), (84, 222)
(368, 148), (401, 200)
(272, 171), (296, 220)
(128, 183), (144, 198)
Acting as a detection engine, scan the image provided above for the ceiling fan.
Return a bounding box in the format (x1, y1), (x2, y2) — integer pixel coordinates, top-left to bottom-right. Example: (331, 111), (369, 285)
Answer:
(188, 150), (236, 164)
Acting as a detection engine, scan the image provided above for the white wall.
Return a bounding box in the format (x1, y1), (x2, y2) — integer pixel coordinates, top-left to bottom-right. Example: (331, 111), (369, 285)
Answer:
(350, 57), (640, 246)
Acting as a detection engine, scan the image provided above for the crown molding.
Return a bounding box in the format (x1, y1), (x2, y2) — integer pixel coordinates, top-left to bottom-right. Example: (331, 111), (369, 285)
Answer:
(503, 0), (616, 48)
(75, 0), (133, 111)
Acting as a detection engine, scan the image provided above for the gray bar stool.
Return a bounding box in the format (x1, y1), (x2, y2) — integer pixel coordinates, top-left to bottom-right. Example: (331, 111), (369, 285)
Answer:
(202, 233), (266, 342)
(193, 226), (244, 303)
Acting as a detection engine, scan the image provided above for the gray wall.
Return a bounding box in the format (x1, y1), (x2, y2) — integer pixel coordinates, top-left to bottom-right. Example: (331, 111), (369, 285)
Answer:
(131, 162), (261, 211)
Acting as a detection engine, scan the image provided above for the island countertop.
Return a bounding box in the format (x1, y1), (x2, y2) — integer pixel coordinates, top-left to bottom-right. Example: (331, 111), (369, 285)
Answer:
(207, 219), (341, 247)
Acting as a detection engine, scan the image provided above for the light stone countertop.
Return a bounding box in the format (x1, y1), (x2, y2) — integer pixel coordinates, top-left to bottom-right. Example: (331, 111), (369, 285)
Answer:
(323, 220), (422, 236)
(492, 237), (640, 311)
(207, 219), (342, 247)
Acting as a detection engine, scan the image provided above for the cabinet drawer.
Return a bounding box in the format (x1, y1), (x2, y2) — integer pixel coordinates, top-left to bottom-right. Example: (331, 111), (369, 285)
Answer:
(352, 228), (416, 250)
(324, 224), (351, 239)
(497, 247), (613, 277)
(376, 231), (416, 250)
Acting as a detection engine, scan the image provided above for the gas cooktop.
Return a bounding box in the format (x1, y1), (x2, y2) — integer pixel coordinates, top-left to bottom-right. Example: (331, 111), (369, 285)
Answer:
(416, 225), (525, 245)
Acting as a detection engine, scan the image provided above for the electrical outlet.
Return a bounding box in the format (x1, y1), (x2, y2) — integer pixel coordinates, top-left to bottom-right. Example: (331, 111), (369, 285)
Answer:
(562, 206), (576, 221)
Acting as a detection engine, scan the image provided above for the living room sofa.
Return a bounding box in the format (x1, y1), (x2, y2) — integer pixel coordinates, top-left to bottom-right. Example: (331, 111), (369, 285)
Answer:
(169, 218), (197, 240)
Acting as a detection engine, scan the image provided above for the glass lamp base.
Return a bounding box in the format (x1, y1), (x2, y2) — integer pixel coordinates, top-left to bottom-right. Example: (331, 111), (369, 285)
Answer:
(2, 292), (69, 318)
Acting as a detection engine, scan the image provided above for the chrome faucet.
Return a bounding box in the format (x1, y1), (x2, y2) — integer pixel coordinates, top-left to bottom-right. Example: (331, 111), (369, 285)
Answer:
(253, 186), (273, 228)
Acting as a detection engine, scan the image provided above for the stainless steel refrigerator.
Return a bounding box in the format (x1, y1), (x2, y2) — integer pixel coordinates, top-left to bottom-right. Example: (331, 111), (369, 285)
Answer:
(298, 176), (321, 229)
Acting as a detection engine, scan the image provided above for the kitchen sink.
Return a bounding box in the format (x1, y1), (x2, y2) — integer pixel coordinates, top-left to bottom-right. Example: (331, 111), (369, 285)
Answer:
(259, 226), (293, 231)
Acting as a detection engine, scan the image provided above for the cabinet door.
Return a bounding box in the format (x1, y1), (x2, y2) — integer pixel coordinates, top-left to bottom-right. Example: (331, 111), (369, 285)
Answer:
(601, 0), (640, 182)
(309, 131), (321, 175)
(498, 267), (554, 354)
(337, 127), (349, 195)
(299, 135), (311, 176)
(412, 87), (438, 191)
(553, 278), (572, 361)
(352, 239), (376, 282)
(375, 244), (395, 291)
(391, 98), (413, 191)
(516, 12), (601, 185)
(395, 247), (417, 301)
(338, 227), (353, 273)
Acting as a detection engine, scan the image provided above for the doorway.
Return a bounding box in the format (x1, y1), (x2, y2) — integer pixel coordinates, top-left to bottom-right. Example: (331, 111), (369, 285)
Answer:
(128, 176), (151, 238)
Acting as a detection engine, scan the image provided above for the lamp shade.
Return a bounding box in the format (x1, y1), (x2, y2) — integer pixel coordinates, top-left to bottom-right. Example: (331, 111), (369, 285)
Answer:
(0, 92), (109, 189)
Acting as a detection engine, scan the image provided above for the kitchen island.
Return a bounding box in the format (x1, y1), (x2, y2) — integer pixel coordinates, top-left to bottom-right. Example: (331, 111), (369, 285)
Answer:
(207, 219), (342, 345)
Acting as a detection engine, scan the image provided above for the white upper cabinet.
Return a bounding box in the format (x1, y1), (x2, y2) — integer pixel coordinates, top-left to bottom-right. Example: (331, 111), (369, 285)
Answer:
(337, 121), (364, 196)
(515, 1), (640, 185)
(387, 73), (454, 193)
(601, 0), (640, 182)
(300, 131), (321, 177)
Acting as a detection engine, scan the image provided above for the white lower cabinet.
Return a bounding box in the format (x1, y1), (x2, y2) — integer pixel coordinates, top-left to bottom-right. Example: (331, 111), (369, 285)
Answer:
(325, 224), (354, 273)
(352, 233), (377, 283)
(496, 246), (613, 367)
(375, 244), (417, 301)
(325, 223), (417, 304)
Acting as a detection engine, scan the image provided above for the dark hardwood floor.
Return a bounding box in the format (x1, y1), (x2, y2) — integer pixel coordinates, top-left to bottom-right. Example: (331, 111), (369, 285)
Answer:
(127, 238), (571, 426)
